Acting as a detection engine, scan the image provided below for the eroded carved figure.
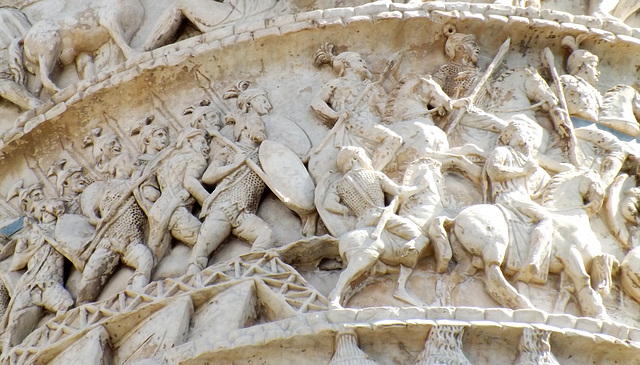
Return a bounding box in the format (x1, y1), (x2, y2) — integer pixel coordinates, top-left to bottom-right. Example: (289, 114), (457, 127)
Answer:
(15, 0), (144, 94)
(0, 8), (41, 110)
(77, 130), (153, 304)
(1, 198), (73, 348)
(5, 4), (640, 359)
(309, 43), (402, 181)
(323, 146), (443, 308)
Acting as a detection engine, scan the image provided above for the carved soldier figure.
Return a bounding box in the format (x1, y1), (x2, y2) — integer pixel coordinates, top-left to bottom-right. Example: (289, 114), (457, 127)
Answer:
(558, 36), (630, 188)
(188, 83), (276, 274)
(310, 43), (402, 179)
(0, 8), (42, 110)
(132, 116), (170, 160)
(323, 146), (432, 307)
(2, 198), (74, 348)
(184, 99), (223, 139)
(77, 128), (153, 304)
(324, 147), (428, 261)
(434, 27), (508, 154)
(7, 180), (44, 217)
(486, 121), (552, 283)
(130, 116), (170, 212)
(433, 27), (480, 99)
(146, 127), (210, 262)
(47, 159), (89, 215)
(83, 127), (135, 180)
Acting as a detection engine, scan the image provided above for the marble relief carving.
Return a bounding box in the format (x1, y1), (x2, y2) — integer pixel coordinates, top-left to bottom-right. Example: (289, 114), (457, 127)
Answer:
(0, 0), (639, 364)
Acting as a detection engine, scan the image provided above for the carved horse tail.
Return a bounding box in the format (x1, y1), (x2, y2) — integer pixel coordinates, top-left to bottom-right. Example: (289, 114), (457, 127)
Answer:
(427, 216), (454, 273)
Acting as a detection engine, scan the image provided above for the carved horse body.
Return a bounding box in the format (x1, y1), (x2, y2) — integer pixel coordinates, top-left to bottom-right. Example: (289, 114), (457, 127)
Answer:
(18, 0), (144, 94)
(439, 169), (615, 319)
(382, 75), (483, 183)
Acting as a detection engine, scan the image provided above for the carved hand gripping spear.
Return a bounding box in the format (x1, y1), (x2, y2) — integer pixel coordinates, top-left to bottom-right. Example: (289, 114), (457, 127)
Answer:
(541, 47), (580, 167)
(444, 38), (511, 135)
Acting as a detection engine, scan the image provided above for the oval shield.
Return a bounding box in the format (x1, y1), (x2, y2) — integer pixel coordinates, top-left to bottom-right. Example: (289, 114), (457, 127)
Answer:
(263, 115), (311, 158)
(259, 140), (315, 214)
(54, 214), (96, 271)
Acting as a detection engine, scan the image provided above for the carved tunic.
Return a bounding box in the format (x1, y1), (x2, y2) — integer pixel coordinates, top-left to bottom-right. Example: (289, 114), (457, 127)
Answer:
(211, 145), (265, 225)
(559, 74), (602, 122)
(12, 223), (65, 291)
(487, 146), (549, 204)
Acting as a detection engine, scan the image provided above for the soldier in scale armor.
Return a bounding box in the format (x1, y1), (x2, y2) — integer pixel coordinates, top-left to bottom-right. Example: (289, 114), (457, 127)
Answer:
(188, 83), (276, 274)
(324, 146), (428, 266)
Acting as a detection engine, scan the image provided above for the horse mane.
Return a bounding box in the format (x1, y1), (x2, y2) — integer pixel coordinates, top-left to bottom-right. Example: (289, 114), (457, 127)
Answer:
(541, 169), (587, 205)
(383, 79), (407, 124)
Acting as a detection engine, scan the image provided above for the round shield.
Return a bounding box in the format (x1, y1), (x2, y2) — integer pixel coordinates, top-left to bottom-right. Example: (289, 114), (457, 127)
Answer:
(54, 213), (96, 271)
(263, 115), (311, 158)
(259, 140), (315, 214)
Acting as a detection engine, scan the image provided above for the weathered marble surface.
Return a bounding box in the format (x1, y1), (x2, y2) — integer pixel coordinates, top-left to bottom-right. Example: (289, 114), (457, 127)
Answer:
(0, 0), (639, 364)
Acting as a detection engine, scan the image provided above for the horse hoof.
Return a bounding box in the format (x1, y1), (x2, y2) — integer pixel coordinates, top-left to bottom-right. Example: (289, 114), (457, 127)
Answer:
(393, 290), (424, 307)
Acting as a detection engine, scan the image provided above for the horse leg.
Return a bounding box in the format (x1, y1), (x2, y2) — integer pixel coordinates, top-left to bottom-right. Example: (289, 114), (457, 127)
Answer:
(432, 231), (472, 306)
(393, 265), (424, 306)
(427, 216), (453, 273)
(328, 249), (379, 309)
(560, 246), (609, 319)
(141, 5), (185, 51)
(590, 253), (620, 297)
(76, 53), (97, 82)
(485, 262), (535, 309)
(38, 52), (61, 94)
(99, 14), (140, 59)
(553, 272), (573, 313)
(0, 80), (42, 110)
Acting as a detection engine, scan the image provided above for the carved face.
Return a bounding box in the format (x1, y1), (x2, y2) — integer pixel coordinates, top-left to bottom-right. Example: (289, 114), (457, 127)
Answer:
(337, 146), (372, 173)
(189, 134), (210, 158)
(33, 199), (64, 224)
(247, 94), (273, 116)
(499, 122), (533, 153)
(580, 59), (600, 85)
(100, 135), (123, 160)
(191, 108), (221, 135)
(65, 172), (88, 194)
(147, 128), (169, 153)
(341, 53), (372, 80)
(459, 39), (480, 64)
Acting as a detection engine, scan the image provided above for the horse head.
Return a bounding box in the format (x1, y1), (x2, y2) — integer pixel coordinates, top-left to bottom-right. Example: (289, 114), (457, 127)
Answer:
(542, 169), (604, 214)
(417, 76), (451, 115)
(579, 169), (605, 216)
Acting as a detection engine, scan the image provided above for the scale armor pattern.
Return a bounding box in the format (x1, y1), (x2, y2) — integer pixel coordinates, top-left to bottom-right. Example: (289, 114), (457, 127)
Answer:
(336, 170), (384, 217)
(100, 179), (147, 253)
(435, 63), (477, 98)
